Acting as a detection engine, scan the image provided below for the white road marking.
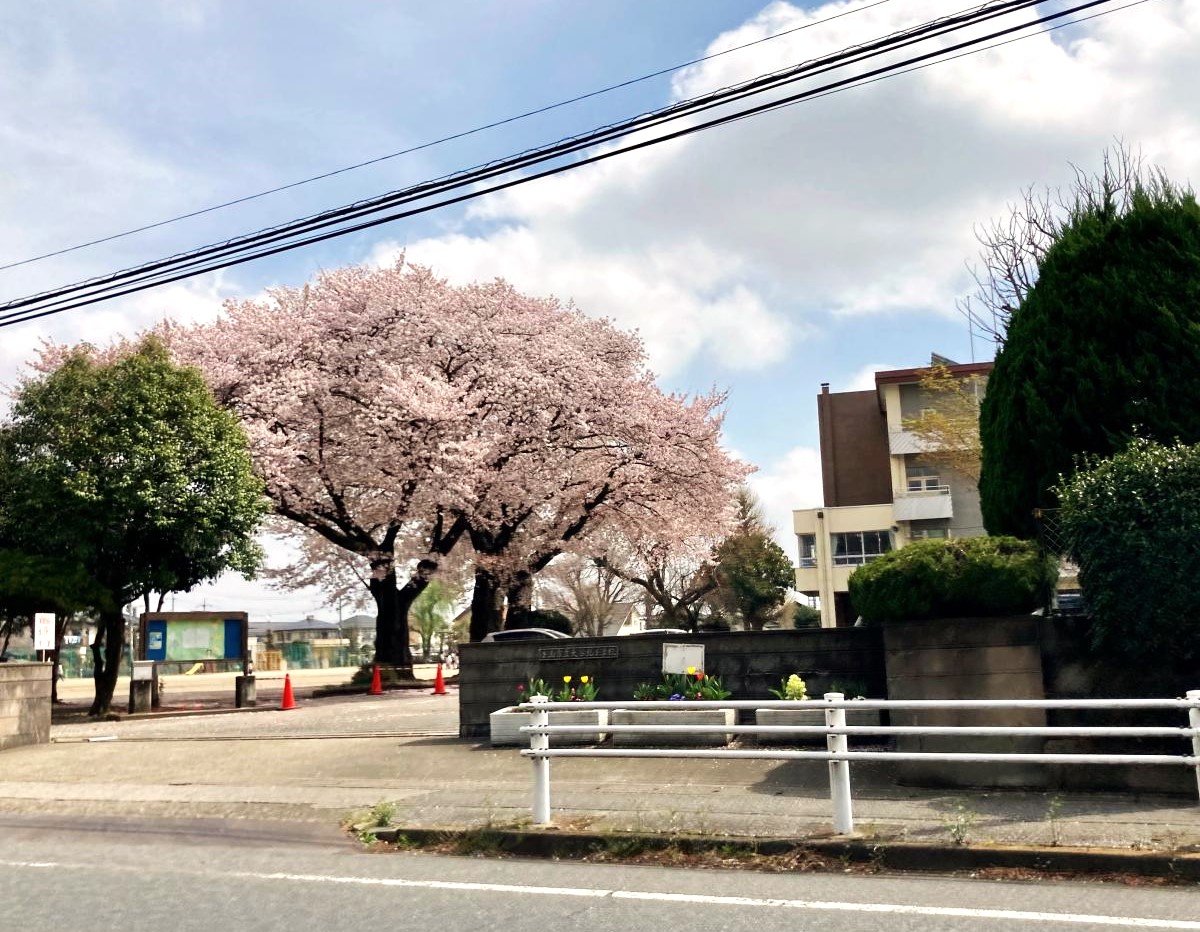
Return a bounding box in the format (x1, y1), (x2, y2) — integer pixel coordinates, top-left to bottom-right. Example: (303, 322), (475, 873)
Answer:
(3, 859), (1195, 928)
(244, 871), (1200, 928)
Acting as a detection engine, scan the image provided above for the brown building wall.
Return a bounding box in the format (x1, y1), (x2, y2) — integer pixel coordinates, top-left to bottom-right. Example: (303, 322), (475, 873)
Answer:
(817, 387), (892, 507)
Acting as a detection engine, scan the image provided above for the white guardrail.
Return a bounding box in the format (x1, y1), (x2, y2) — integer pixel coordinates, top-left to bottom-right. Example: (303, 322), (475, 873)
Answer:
(517, 691), (1200, 834)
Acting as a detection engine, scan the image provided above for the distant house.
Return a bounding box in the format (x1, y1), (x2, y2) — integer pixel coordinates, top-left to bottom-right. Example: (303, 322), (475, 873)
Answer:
(249, 615), (350, 669)
(339, 614), (376, 652)
(605, 601), (648, 636)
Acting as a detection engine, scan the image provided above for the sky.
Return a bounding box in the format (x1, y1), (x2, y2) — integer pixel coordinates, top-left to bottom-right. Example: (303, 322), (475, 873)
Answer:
(2, 0), (1198, 623)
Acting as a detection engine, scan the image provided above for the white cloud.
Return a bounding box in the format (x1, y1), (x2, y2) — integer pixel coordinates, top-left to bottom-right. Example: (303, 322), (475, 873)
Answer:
(844, 362), (892, 392)
(747, 444), (824, 555)
(377, 0), (1200, 379)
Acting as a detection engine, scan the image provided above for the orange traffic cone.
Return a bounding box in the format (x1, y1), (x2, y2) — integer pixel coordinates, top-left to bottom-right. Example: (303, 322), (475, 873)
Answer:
(369, 664), (382, 696)
(280, 673), (296, 710)
(431, 663), (448, 696)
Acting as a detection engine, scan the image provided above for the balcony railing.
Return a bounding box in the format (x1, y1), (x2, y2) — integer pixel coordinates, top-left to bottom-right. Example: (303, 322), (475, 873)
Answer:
(894, 487), (953, 521)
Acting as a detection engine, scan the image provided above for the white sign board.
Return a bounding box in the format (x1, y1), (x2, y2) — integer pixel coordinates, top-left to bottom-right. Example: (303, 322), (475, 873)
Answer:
(662, 642), (705, 675)
(33, 613), (56, 651)
(131, 661), (156, 682)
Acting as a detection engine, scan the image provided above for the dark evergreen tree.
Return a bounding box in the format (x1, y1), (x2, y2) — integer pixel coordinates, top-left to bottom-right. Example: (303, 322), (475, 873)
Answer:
(979, 176), (1200, 537)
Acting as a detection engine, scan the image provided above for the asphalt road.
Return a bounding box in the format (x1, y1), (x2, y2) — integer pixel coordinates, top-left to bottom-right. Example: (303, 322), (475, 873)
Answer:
(2, 814), (1199, 932)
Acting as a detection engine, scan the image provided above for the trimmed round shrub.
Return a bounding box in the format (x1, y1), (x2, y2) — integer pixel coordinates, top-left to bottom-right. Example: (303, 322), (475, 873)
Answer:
(848, 537), (1056, 623)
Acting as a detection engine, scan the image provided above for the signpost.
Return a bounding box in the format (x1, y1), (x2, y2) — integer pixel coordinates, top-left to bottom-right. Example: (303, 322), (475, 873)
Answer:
(33, 612), (55, 654)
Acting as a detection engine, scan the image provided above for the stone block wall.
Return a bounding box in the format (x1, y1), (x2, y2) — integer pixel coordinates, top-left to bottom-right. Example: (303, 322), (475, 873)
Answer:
(457, 628), (886, 738)
(0, 662), (52, 752)
(883, 617), (1048, 788)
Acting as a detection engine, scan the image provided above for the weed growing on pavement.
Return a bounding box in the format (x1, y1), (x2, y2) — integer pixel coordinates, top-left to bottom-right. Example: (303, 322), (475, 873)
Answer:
(597, 836), (648, 858)
(944, 798), (978, 846)
(370, 800), (397, 828)
(1045, 794), (1065, 846)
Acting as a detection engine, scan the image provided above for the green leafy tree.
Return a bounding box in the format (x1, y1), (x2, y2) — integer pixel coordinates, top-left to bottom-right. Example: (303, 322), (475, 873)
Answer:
(712, 533), (795, 630)
(978, 168), (1200, 538)
(410, 578), (458, 661)
(791, 602), (821, 628)
(0, 338), (267, 715)
(709, 487), (795, 630)
(1056, 438), (1200, 671)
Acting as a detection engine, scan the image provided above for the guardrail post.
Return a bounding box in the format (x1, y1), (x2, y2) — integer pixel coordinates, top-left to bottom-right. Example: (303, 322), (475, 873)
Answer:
(530, 695), (552, 826)
(1188, 690), (1200, 804)
(825, 692), (854, 834)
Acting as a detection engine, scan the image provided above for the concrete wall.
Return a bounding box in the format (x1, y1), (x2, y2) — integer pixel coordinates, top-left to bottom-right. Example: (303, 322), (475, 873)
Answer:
(884, 617), (1048, 788)
(458, 628), (886, 738)
(1038, 616), (1195, 796)
(0, 662), (52, 752)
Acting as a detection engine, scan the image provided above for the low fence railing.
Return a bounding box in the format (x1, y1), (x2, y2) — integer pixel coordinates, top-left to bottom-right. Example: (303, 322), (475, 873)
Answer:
(517, 691), (1200, 833)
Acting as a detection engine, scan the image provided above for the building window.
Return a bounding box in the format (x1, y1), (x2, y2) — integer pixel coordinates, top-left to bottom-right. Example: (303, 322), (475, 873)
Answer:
(906, 463), (946, 492)
(910, 526), (949, 540)
(798, 534), (817, 568)
(831, 530), (891, 566)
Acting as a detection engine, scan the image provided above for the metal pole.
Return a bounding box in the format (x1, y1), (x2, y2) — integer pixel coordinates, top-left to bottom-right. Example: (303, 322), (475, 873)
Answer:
(530, 695), (552, 826)
(1187, 689), (1200, 804)
(825, 692), (853, 834)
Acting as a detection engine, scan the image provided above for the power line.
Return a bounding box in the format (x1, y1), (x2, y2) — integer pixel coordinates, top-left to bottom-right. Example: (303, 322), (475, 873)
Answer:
(1, 0), (1040, 320)
(0, 0), (894, 274)
(0, 0), (1129, 328)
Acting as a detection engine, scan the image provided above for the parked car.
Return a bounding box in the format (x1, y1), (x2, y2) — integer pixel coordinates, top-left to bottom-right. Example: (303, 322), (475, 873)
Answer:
(628, 628), (692, 636)
(480, 627), (572, 643)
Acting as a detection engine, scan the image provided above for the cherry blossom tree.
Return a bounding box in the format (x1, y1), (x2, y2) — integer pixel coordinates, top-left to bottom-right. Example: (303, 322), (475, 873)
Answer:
(169, 259), (748, 658)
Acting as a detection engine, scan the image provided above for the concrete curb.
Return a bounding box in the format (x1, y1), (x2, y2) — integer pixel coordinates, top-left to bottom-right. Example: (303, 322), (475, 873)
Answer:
(369, 826), (1200, 882)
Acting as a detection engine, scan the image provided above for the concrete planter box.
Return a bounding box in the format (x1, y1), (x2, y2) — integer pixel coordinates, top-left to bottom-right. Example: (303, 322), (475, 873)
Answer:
(610, 708), (736, 747)
(489, 707), (608, 747)
(754, 706), (883, 746)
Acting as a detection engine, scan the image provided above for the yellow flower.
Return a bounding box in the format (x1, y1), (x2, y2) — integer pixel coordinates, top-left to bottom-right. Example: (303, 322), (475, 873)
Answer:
(563, 675), (572, 683)
(580, 675), (589, 684)
(686, 666), (696, 675)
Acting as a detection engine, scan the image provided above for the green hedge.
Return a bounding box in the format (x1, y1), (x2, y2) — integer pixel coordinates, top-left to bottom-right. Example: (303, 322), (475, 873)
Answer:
(848, 537), (1056, 623)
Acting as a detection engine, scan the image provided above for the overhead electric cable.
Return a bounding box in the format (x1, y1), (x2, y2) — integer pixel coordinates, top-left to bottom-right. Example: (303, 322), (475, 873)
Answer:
(2, 0), (1044, 319)
(0, 0), (1132, 328)
(0, 0), (893, 273)
(0, 0), (1045, 320)
(5, 0), (1032, 319)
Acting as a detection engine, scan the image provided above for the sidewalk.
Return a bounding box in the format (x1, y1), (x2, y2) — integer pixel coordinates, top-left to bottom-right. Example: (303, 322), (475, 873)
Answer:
(3, 689), (1198, 877)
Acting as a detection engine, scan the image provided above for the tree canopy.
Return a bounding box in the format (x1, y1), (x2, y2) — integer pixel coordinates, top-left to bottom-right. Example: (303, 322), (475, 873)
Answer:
(0, 338), (266, 714)
(708, 488), (794, 630)
(1056, 438), (1200, 673)
(978, 172), (1200, 538)
(170, 260), (746, 655)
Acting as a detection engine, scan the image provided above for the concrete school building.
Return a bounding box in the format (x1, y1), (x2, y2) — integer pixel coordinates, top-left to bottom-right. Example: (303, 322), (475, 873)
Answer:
(793, 355), (991, 627)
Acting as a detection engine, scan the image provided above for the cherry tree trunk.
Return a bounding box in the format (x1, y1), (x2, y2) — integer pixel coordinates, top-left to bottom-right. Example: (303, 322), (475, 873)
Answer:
(506, 571), (533, 617)
(370, 570), (418, 674)
(469, 568), (503, 642)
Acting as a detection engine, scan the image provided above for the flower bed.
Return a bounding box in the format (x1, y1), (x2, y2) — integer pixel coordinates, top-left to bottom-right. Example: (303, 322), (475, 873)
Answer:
(488, 707), (609, 747)
(610, 708), (737, 747)
(754, 706), (883, 746)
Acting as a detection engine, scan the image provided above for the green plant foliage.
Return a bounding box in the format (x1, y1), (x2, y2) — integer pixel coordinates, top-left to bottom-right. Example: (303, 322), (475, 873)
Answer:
(767, 674), (808, 700)
(410, 578), (458, 660)
(632, 669), (732, 701)
(551, 674), (598, 702)
(0, 338), (267, 714)
(847, 537), (1055, 623)
(979, 175), (1200, 538)
(1056, 438), (1200, 668)
(712, 531), (795, 630)
(791, 602), (821, 628)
